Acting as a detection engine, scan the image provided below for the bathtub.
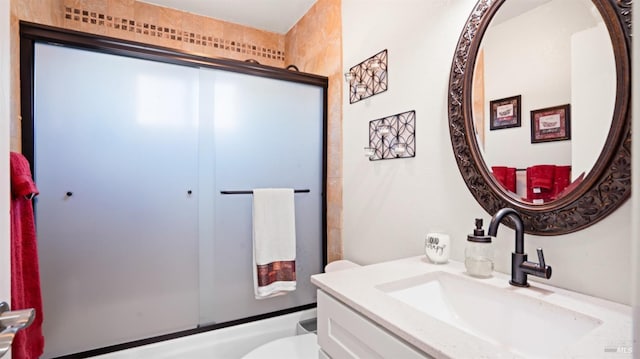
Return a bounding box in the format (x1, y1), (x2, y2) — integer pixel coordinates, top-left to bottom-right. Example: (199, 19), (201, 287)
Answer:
(92, 309), (317, 358)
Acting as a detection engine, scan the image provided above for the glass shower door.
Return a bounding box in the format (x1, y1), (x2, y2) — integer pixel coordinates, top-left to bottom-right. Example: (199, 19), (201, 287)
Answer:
(32, 42), (325, 356)
(34, 43), (200, 357)
(198, 68), (324, 325)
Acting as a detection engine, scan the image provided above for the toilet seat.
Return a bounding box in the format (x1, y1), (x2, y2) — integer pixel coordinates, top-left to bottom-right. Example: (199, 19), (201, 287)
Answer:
(242, 333), (319, 359)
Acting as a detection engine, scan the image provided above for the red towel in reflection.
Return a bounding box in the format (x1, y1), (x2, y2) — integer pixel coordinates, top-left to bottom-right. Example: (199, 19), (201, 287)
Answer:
(552, 165), (571, 198)
(529, 165), (555, 190)
(491, 166), (516, 193)
(526, 165), (555, 202)
(10, 152), (44, 359)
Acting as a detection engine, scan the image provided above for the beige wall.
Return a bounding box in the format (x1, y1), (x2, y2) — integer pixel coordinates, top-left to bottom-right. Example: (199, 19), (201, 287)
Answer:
(10, 0), (344, 262)
(286, 0), (342, 262)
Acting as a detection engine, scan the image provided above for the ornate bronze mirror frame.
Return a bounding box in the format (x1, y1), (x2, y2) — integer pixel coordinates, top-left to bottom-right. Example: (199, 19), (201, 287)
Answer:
(448, 0), (631, 235)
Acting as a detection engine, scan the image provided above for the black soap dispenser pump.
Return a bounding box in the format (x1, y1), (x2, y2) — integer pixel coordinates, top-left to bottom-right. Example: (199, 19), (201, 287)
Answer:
(465, 218), (494, 278)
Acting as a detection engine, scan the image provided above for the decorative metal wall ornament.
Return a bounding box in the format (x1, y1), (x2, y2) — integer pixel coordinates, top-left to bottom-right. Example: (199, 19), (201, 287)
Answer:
(367, 110), (415, 161)
(346, 49), (388, 104)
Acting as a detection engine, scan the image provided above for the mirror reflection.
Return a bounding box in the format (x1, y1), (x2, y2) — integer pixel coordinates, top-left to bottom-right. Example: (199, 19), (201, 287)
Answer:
(472, 0), (616, 204)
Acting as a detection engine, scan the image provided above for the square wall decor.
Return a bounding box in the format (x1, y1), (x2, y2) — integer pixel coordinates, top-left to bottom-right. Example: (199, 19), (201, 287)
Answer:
(368, 110), (415, 160)
(347, 49), (388, 104)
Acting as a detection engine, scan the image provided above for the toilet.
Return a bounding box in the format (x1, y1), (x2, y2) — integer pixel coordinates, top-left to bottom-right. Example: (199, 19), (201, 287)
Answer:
(242, 333), (319, 359)
(241, 260), (360, 359)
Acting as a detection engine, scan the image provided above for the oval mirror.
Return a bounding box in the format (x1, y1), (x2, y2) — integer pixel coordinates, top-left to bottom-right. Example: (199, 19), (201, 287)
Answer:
(448, 0), (631, 235)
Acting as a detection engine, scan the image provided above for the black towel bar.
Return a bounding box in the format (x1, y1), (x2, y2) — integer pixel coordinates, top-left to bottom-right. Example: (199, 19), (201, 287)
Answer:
(220, 189), (310, 195)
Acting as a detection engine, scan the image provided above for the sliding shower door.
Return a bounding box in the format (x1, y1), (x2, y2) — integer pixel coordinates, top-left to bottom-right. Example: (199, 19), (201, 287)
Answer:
(34, 43), (200, 357)
(198, 69), (324, 324)
(31, 37), (325, 358)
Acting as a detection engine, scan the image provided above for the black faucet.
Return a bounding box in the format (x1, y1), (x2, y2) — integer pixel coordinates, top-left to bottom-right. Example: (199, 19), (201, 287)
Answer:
(487, 208), (552, 287)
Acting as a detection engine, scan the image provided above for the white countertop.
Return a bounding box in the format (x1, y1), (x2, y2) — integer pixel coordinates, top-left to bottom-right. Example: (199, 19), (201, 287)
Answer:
(311, 256), (632, 358)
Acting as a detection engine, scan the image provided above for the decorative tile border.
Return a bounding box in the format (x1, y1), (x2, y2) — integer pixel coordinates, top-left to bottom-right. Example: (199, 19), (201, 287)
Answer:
(64, 7), (285, 62)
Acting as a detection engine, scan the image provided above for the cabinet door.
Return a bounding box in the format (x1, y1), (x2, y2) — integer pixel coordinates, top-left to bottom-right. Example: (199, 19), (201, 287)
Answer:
(197, 68), (324, 324)
(34, 43), (199, 357)
(317, 291), (431, 359)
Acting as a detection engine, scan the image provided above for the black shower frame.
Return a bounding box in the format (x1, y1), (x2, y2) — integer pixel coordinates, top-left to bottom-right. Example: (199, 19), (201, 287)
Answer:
(19, 21), (328, 359)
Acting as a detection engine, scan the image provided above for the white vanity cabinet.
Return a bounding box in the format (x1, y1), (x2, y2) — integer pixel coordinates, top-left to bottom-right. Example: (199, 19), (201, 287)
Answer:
(317, 290), (432, 359)
(312, 257), (632, 358)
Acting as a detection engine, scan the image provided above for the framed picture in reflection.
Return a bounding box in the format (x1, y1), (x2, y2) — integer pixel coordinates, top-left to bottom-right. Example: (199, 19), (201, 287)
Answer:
(530, 104), (571, 143)
(489, 95), (521, 130)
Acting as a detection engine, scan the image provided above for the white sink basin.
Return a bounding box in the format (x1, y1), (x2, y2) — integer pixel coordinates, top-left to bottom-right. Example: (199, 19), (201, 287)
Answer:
(377, 271), (602, 357)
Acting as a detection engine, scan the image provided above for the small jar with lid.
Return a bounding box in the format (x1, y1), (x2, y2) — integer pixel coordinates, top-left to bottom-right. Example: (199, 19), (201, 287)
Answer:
(465, 218), (494, 278)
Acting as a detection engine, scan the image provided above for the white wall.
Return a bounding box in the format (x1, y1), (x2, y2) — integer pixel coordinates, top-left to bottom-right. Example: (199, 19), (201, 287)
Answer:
(342, 0), (631, 305)
(571, 22), (616, 180)
(0, 0), (11, 311)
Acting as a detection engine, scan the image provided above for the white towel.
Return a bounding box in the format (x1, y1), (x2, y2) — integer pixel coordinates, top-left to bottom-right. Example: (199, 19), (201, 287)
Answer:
(252, 188), (297, 299)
